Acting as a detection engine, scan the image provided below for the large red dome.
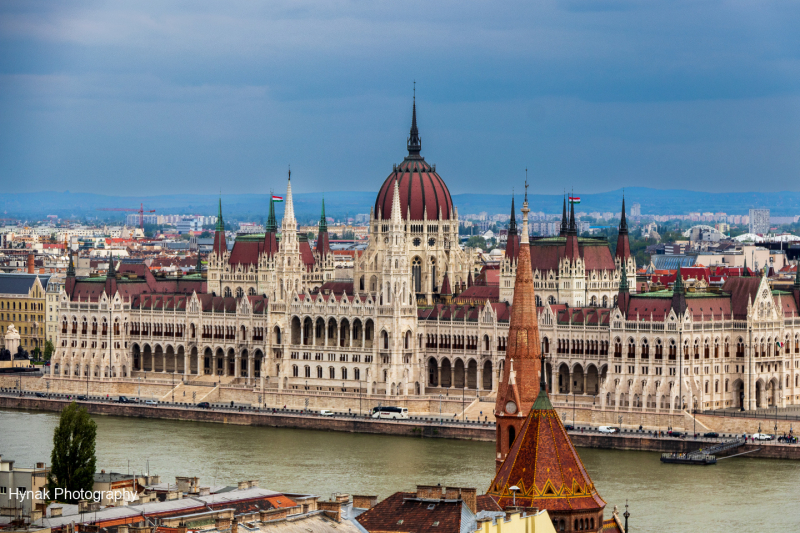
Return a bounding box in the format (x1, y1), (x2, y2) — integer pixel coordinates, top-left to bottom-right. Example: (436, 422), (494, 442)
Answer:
(374, 99), (453, 221)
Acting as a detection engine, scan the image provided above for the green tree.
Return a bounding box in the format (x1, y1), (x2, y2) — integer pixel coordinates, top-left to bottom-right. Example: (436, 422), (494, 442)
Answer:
(466, 236), (487, 249)
(47, 402), (97, 502)
(44, 339), (55, 361)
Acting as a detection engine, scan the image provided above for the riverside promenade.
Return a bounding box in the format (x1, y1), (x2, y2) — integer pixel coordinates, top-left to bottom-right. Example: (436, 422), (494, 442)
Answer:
(3, 389), (800, 460)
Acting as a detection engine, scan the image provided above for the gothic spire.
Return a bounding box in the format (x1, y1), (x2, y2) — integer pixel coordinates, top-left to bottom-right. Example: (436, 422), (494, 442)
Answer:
(266, 195), (277, 233)
(407, 87), (421, 157)
(67, 248), (75, 277)
(284, 168), (296, 224)
(673, 264), (684, 294)
(569, 193), (577, 235)
(508, 195), (517, 235)
(319, 196), (328, 233)
(560, 195), (568, 236)
(215, 197), (225, 232)
(107, 253), (115, 277)
(620, 262), (630, 293)
(195, 252), (203, 273)
(743, 258), (750, 277)
(619, 195), (628, 235)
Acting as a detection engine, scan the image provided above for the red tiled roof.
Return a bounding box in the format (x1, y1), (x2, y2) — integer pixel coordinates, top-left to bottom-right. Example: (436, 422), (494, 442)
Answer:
(299, 240), (316, 271)
(721, 277), (762, 319)
(486, 392), (606, 514)
(356, 492), (466, 533)
(530, 241), (616, 273)
(374, 157), (453, 221)
(453, 285), (499, 305)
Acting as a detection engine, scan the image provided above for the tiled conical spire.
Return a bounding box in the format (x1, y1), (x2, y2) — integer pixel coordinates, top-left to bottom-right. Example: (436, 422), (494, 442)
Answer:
(407, 90), (421, 156)
(486, 357), (606, 519)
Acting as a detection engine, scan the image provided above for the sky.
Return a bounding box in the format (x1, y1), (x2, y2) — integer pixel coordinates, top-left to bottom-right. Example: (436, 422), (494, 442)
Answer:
(1, 0), (799, 196)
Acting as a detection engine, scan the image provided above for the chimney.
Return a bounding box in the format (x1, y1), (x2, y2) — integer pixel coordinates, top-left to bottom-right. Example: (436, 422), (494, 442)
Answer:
(231, 518), (238, 533)
(248, 480), (258, 488)
(416, 485), (442, 499)
(31, 509), (43, 522)
(460, 488), (477, 514)
(444, 487), (460, 500)
(50, 506), (63, 517)
(334, 494), (350, 504)
(118, 526), (129, 533)
(78, 500), (89, 513)
(214, 517), (231, 530)
(352, 495), (378, 509)
(317, 501), (342, 523)
(198, 487), (210, 496)
(259, 508), (289, 522)
(36, 463), (45, 469)
(27, 253), (34, 274)
(237, 481), (248, 490)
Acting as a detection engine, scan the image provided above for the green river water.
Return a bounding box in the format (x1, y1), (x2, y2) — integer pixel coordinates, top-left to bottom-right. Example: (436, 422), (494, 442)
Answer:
(1, 408), (798, 532)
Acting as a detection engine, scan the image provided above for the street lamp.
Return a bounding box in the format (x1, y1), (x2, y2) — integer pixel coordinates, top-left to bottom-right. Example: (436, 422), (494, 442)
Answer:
(509, 485), (519, 507)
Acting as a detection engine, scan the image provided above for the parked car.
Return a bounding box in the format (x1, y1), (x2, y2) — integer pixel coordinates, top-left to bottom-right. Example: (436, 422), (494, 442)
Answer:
(564, 424), (575, 430)
(703, 432), (720, 438)
(77, 395), (88, 401)
(117, 396), (132, 403)
(34, 392), (46, 398)
(598, 426), (619, 434)
(668, 430), (684, 438)
(752, 433), (773, 441)
(197, 402), (211, 409)
(145, 400), (158, 406)
(319, 409), (334, 417)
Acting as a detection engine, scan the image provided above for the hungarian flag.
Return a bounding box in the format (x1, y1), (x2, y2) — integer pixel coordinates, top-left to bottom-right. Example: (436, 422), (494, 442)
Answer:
(272, 195), (284, 202)
(569, 196), (581, 204)
(776, 340), (784, 348)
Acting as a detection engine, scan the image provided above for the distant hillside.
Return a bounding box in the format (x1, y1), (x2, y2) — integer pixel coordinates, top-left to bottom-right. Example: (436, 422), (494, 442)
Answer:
(2, 187), (800, 222)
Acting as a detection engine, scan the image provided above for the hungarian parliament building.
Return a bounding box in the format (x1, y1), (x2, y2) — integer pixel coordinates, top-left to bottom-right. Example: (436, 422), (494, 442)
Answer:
(51, 101), (800, 413)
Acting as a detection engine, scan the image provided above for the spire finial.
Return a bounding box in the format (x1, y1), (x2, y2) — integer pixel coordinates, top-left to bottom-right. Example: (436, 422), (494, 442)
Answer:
(288, 165), (291, 180)
(520, 176), (530, 245)
(569, 188), (577, 234)
(508, 192), (517, 235)
(215, 197), (225, 232)
(319, 196), (327, 232)
(619, 193), (628, 234)
(107, 253), (115, 277)
(407, 86), (421, 156)
(67, 248), (75, 277)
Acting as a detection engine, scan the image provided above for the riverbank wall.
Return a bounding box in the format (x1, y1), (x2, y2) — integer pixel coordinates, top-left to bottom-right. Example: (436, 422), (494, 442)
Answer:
(4, 394), (800, 459)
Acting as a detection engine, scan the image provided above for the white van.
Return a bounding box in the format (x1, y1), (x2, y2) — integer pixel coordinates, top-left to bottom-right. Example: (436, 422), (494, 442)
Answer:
(319, 409), (334, 417)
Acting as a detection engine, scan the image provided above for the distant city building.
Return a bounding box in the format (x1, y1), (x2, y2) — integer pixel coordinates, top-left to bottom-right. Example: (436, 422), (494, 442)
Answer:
(749, 208), (770, 234)
(630, 203), (641, 217)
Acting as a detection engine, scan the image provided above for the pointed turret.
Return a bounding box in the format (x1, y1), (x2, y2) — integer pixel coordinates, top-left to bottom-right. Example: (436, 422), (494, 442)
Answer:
(671, 264), (687, 317)
(505, 194), (520, 262)
(615, 196), (632, 278)
(284, 169), (296, 224)
(66, 249), (75, 278)
(195, 252), (203, 274)
(65, 248), (76, 295)
(559, 196), (568, 237)
(494, 179), (541, 469)
(407, 91), (421, 157)
(263, 195), (279, 259)
(213, 198), (227, 257)
(793, 261), (800, 310)
(617, 260), (631, 316)
(565, 195), (580, 260)
(316, 197), (330, 258)
(742, 258), (750, 277)
(105, 254), (117, 298)
(467, 270), (473, 288)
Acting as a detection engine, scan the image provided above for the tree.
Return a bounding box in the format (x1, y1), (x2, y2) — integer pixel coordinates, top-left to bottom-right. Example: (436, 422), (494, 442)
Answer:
(44, 339), (55, 361)
(466, 236), (487, 250)
(47, 402), (97, 502)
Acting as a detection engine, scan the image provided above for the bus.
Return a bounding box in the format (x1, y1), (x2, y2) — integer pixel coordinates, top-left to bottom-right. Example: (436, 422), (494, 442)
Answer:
(371, 406), (409, 420)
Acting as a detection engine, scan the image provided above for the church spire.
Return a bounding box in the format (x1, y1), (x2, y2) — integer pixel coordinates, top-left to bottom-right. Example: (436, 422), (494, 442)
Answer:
(215, 197), (225, 232)
(67, 248), (75, 277)
(266, 195), (277, 233)
(407, 85), (421, 157)
(619, 194), (628, 235)
(284, 167), (296, 224)
(743, 258), (750, 277)
(508, 195), (517, 235)
(319, 196), (328, 233)
(568, 192), (577, 235)
(560, 195), (568, 237)
(107, 253), (115, 277)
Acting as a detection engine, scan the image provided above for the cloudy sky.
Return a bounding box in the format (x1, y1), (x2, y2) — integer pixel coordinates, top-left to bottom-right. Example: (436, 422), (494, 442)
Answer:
(1, 0), (799, 196)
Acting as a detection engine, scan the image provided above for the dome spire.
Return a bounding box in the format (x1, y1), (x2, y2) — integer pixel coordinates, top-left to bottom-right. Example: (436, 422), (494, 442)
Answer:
(407, 82), (421, 157)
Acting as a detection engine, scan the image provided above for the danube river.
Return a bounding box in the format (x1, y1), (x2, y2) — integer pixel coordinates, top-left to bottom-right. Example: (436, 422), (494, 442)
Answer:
(2, 408), (798, 532)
